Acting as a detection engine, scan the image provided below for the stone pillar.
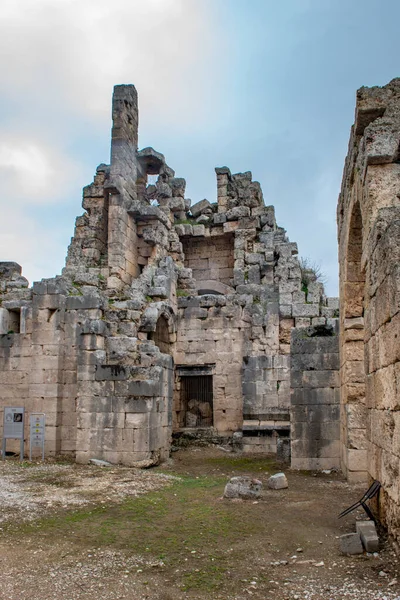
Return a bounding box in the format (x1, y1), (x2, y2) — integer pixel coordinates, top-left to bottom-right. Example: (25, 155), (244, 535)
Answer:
(106, 85), (141, 288)
(290, 324), (340, 470)
(110, 84), (138, 183)
(215, 167), (231, 213)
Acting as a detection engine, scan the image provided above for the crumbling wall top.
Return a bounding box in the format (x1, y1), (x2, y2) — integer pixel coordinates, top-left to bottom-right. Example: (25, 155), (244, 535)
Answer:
(355, 77), (400, 135)
(0, 262), (22, 280)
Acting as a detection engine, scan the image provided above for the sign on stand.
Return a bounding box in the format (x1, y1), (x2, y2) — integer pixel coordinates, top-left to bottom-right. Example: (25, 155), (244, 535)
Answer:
(29, 413), (45, 461)
(2, 406), (25, 461)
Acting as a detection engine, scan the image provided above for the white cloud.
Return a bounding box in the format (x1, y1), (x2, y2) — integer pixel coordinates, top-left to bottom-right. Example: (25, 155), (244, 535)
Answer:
(0, 0), (222, 284)
(0, 0), (219, 127)
(0, 201), (68, 285)
(0, 136), (82, 202)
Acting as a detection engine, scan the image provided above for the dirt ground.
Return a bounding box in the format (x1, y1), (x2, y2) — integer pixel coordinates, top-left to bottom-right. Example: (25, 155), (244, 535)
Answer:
(0, 447), (399, 600)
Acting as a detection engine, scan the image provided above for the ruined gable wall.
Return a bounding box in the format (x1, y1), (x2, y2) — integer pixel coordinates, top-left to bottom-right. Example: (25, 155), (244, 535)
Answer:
(0, 86), (178, 466)
(174, 167), (339, 450)
(338, 78), (400, 544)
(173, 172), (286, 440)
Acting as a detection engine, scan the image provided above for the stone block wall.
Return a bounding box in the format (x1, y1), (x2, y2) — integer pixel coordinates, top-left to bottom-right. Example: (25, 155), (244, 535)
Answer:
(182, 235), (234, 288)
(0, 274), (78, 456)
(290, 324), (340, 470)
(338, 78), (400, 547)
(241, 354), (291, 454)
(174, 294), (247, 433)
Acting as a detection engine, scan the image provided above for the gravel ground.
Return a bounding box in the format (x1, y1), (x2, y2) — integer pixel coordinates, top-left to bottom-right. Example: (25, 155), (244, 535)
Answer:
(0, 451), (399, 600)
(0, 459), (177, 524)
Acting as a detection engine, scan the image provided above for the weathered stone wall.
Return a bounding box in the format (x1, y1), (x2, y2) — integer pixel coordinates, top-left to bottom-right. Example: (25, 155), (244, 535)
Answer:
(0, 86), (177, 467)
(290, 324), (340, 470)
(0, 83), (341, 472)
(242, 354), (290, 454)
(174, 174), (297, 442)
(173, 168), (338, 448)
(182, 235), (234, 288)
(174, 295), (246, 433)
(338, 78), (400, 546)
(0, 271), (78, 456)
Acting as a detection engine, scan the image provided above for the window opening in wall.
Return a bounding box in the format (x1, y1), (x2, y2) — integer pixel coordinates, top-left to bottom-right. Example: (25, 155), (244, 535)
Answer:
(8, 309), (20, 334)
(181, 374), (213, 428)
(47, 309), (57, 323)
(146, 174), (159, 207)
(147, 174), (158, 186)
(150, 315), (170, 354)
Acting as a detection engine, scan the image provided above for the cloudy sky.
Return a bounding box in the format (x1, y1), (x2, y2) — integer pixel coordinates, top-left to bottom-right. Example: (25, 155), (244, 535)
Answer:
(0, 0), (399, 296)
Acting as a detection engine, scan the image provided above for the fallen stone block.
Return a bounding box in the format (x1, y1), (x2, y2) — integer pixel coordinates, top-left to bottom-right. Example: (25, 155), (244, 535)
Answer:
(267, 473), (288, 490)
(224, 476), (262, 499)
(356, 520), (379, 552)
(191, 199), (211, 218)
(340, 533), (364, 555)
(89, 458), (112, 467)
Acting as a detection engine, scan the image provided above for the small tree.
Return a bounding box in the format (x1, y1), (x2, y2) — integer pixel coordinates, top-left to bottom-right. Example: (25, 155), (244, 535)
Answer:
(299, 257), (326, 295)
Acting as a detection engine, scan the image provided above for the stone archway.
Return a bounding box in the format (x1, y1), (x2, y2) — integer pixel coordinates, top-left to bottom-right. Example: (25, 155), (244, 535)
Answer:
(150, 315), (171, 354)
(340, 199), (368, 482)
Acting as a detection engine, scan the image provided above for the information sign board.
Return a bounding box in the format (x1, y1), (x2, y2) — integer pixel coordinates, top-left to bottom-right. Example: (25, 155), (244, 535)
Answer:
(4, 406), (24, 439)
(29, 413), (45, 460)
(2, 406), (25, 461)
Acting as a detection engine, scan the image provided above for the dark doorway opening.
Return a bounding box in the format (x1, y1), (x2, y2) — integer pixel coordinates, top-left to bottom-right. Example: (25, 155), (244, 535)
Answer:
(181, 375), (213, 427)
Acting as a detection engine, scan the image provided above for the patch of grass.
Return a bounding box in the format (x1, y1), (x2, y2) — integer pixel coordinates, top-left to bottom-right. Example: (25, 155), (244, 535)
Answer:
(69, 281), (83, 296)
(181, 563), (226, 591)
(203, 455), (277, 472)
(8, 473), (272, 592)
(174, 218), (194, 225)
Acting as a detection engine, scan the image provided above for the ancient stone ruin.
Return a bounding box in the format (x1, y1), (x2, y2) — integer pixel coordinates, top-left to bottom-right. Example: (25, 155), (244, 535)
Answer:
(1, 78), (400, 547)
(338, 78), (400, 549)
(0, 84), (339, 469)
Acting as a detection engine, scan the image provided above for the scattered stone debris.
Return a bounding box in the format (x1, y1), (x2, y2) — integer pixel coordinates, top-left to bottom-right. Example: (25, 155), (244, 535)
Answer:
(267, 472), (288, 489)
(340, 520), (380, 556)
(89, 458), (112, 467)
(224, 476), (262, 499)
(356, 520), (380, 552)
(340, 532), (364, 555)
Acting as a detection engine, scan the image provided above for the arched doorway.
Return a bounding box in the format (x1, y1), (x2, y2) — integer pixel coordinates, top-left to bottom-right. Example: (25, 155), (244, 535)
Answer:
(150, 315), (171, 354)
(340, 199), (368, 482)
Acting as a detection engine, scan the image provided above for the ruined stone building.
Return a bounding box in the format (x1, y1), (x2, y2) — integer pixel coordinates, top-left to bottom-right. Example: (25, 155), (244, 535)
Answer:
(1, 78), (400, 548)
(0, 84), (339, 470)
